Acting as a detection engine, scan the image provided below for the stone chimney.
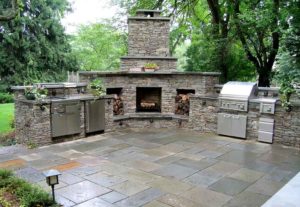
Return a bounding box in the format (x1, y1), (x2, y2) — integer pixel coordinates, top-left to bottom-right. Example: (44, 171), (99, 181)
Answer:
(121, 9), (177, 71)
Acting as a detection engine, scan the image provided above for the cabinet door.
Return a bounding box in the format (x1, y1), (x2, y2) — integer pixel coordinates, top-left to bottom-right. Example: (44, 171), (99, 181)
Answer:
(86, 100), (105, 133)
(51, 113), (67, 137)
(217, 113), (232, 137)
(231, 115), (247, 138)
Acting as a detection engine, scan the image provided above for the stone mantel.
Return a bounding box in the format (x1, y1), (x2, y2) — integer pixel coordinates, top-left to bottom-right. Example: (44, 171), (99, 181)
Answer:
(79, 71), (221, 77)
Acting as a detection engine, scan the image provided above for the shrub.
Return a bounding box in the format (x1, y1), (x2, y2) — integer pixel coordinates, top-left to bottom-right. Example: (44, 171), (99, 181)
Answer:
(9, 118), (15, 129)
(0, 131), (16, 146)
(0, 169), (59, 207)
(0, 93), (14, 104)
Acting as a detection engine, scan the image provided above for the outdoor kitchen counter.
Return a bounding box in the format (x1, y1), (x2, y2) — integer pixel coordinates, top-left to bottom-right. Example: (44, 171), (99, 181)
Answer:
(17, 94), (114, 104)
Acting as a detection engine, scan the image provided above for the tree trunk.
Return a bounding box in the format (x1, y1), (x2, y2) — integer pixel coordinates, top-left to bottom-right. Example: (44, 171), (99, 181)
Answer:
(258, 67), (271, 87)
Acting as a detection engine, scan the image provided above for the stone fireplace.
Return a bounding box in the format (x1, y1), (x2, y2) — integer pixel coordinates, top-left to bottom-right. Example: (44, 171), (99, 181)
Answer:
(136, 87), (162, 112)
(79, 9), (220, 128)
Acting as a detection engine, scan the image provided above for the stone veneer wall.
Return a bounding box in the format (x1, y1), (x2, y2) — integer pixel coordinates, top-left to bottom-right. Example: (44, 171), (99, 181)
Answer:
(79, 73), (220, 114)
(15, 100), (52, 145)
(128, 18), (170, 56)
(188, 96), (300, 148)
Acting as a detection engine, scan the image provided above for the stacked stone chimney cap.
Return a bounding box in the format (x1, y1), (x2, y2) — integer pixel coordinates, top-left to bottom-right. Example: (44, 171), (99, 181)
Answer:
(130, 9), (170, 21)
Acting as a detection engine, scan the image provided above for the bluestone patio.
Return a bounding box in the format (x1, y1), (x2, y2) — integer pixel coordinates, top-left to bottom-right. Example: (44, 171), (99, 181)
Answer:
(1, 128), (299, 207)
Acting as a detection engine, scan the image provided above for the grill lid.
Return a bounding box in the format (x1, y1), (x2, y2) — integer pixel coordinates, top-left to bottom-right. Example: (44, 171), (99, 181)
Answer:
(220, 81), (258, 99)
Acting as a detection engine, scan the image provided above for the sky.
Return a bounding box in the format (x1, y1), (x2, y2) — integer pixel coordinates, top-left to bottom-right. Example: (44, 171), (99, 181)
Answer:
(62, 0), (120, 34)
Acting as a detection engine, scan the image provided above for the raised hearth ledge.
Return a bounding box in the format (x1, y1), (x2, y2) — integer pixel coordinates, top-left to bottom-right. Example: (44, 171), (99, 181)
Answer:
(113, 113), (189, 121)
(79, 71), (221, 76)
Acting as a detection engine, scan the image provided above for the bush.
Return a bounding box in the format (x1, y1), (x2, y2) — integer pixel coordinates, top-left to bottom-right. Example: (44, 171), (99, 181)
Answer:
(0, 131), (16, 146)
(0, 169), (59, 207)
(0, 93), (14, 104)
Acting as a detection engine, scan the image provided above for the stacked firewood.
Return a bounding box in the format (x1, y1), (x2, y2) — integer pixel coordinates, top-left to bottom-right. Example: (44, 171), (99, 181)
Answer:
(113, 94), (124, 115)
(175, 94), (190, 115)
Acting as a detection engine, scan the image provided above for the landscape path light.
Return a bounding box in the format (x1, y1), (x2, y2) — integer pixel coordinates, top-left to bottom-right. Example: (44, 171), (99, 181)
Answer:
(43, 169), (61, 202)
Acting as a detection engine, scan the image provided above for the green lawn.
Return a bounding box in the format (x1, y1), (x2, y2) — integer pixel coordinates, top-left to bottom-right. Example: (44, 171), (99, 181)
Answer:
(0, 103), (14, 134)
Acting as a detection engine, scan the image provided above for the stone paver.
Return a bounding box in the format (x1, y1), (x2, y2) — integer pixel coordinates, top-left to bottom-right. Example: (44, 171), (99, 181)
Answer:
(158, 194), (200, 207)
(110, 180), (150, 196)
(223, 191), (270, 207)
(56, 181), (111, 203)
(151, 163), (199, 179)
(115, 188), (164, 207)
(208, 177), (251, 196)
(1, 128), (300, 206)
(99, 191), (127, 203)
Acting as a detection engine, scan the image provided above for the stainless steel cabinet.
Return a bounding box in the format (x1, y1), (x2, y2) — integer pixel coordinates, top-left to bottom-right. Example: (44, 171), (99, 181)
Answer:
(51, 101), (81, 137)
(86, 99), (105, 133)
(217, 113), (247, 139)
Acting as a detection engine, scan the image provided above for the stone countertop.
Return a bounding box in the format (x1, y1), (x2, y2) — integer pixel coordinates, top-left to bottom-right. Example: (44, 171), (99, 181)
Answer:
(18, 94), (113, 105)
(78, 71), (221, 76)
(11, 82), (87, 90)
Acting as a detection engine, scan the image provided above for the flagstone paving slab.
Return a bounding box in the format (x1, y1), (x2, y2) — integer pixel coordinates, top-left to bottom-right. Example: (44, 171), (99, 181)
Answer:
(183, 172), (220, 187)
(85, 171), (126, 187)
(148, 177), (193, 195)
(246, 177), (286, 196)
(158, 193), (203, 207)
(143, 200), (172, 207)
(110, 180), (150, 196)
(208, 177), (251, 196)
(151, 163), (199, 179)
(2, 128), (300, 207)
(51, 161), (81, 171)
(223, 190), (270, 207)
(182, 187), (232, 207)
(56, 195), (76, 207)
(228, 167), (265, 183)
(56, 180), (111, 204)
(57, 172), (84, 185)
(99, 191), (127, 203)
(15, 167), (44, 183)
(115, 188), (164, 207)
(74, 197), (116, 207)
(0, 158), (26, 170)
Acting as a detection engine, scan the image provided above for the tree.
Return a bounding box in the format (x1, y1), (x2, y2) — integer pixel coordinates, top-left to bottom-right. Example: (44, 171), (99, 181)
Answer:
(0, 0), (18, 21)
(232, 0), (280, 86)
(70, 22), (127, 71)
(0, 0), (77, 90)
(274, 0), (300, 111)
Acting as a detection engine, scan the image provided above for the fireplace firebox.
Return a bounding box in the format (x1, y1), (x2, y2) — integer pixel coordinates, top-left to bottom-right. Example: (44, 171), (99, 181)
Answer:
(136, 87), (162, 112)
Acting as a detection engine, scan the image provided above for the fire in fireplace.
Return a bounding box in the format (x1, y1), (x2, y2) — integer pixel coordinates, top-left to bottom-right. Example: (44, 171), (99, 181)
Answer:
(136, 87), (162, 112)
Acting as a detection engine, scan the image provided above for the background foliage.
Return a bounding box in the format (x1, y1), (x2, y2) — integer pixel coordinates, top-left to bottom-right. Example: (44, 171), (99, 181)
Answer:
(70, 22), (127, 71)
(0, 0), (77, 92)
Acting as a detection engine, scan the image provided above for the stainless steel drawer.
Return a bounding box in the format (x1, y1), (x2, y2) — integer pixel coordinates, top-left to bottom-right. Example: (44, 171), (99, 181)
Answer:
(258, 131), (273, 143)
(258, 118), (274, 143)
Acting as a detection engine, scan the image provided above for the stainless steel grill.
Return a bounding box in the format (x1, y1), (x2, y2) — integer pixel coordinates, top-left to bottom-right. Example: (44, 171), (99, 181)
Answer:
(217, 82), (258, 139)
(219, 82), (258, 112)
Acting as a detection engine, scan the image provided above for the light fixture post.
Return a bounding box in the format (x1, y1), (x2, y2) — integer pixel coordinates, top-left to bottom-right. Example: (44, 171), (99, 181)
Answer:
(43, 169), (61, 203)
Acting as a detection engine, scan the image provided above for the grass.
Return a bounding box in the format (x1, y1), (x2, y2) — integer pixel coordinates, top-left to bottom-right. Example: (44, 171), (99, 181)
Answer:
(0, 103), (14, 134)
(0, 169), (59, 207)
